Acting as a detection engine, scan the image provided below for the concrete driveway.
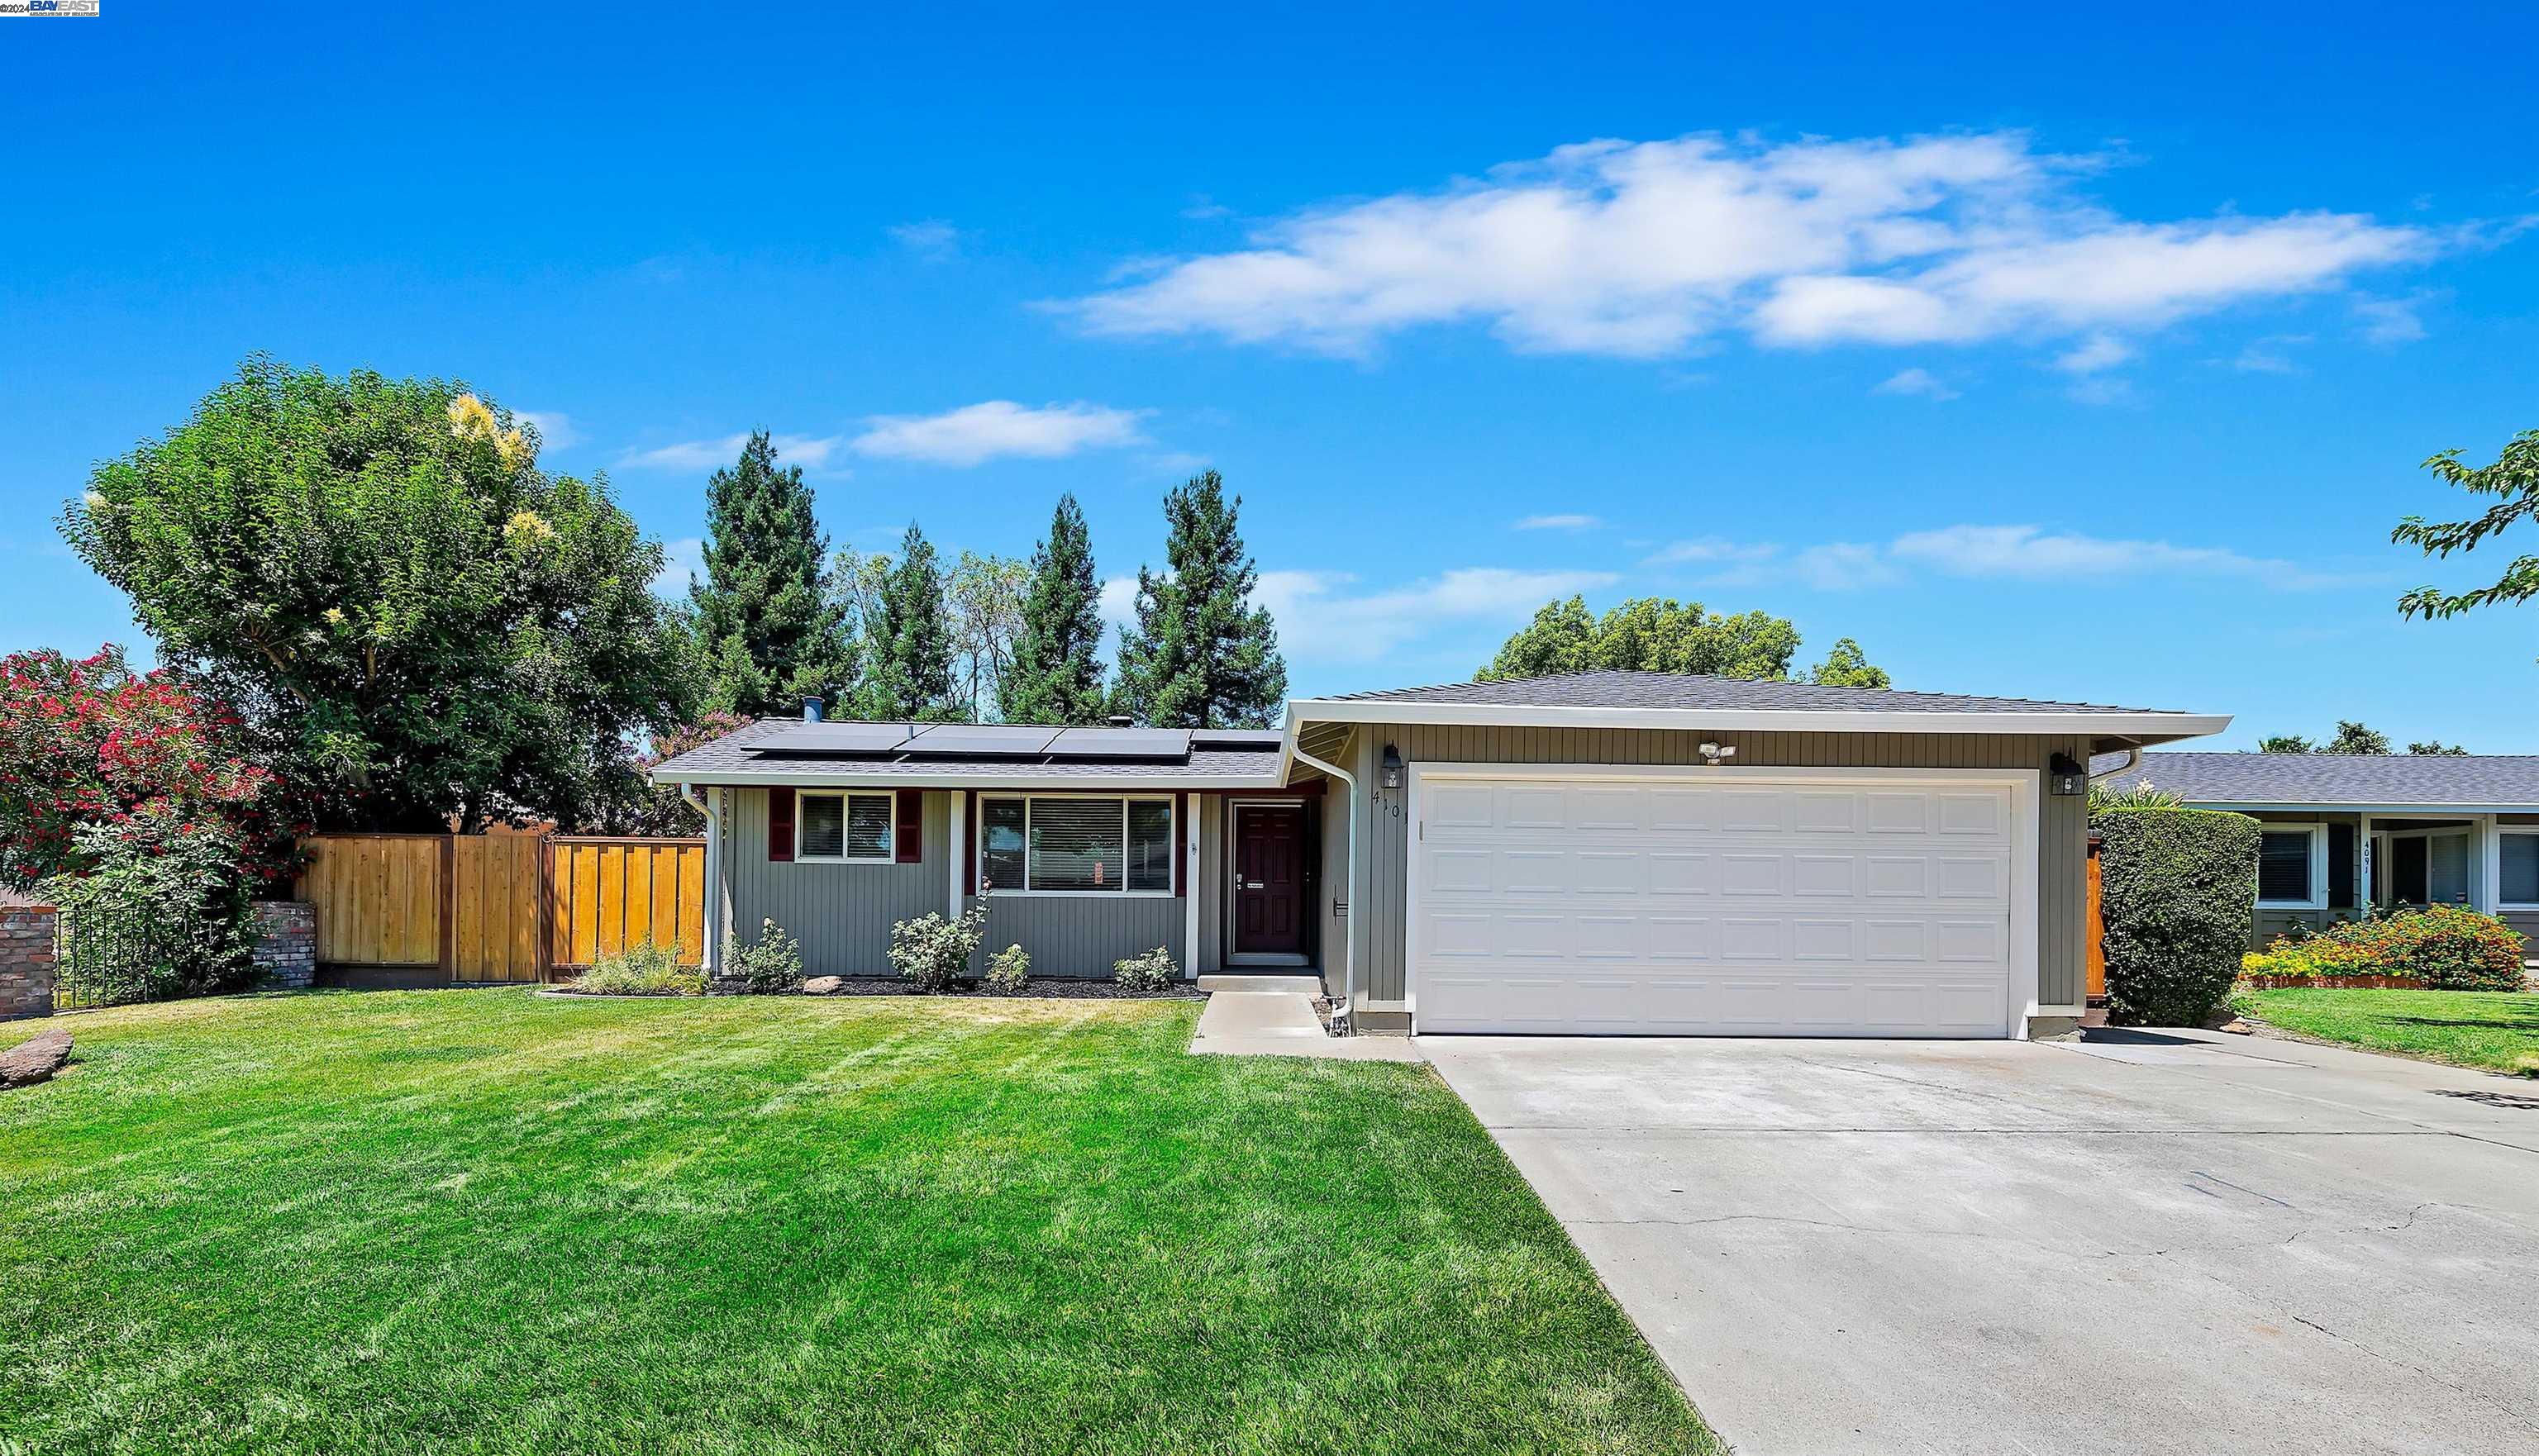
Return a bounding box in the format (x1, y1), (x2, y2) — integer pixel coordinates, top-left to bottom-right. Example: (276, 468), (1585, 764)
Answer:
(1422, 1029), (2539, 1456)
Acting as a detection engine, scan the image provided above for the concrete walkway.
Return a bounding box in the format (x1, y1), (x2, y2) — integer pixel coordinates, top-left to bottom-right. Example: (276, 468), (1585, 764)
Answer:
(1187, 976), (1422, 1062)
(1424, 1028), (2539, 1456)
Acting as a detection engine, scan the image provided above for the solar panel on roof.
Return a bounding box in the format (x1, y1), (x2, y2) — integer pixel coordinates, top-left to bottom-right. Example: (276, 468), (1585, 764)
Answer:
(896, 726), (1065, 757)
(1046, 727), (1191, 759)
(749, 722), (915, 754)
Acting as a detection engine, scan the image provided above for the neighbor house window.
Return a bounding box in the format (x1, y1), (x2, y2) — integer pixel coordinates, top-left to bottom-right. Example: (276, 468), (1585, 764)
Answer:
(798, 791), (894, 864)
(978, 795), (1174, 894)
(2256, 825), (2325, 908)
(2503, 832), (2539, 908)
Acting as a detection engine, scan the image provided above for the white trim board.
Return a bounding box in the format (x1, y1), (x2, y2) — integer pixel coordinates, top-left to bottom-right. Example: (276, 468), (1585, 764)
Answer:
(2254, 821), (2332, 911)
(1401, 762), (2041, 1040)
(1291, 699), (2229, 739)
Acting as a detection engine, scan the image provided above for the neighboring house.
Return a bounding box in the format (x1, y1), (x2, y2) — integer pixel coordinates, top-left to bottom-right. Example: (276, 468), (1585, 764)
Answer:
(651, 671), (2226, 1038)
(2092, 751), (2539, 949)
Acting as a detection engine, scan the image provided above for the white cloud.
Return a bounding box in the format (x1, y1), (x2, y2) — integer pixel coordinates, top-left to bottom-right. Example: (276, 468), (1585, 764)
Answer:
(888, 220), (963, 260)
(1254, 566), (1622, 664)
(1098, 574), (1142, 632)
(1870, 367), (1959, 399)
(1066, 131), (2431, 363)
(1515, 513), (1603, 531)
(1889, 524), (2323, 583)
(512, 409), (580, 450)
(850, 401), (1150, 468)
(2052, 333), (2133, 374)
(1644, 535), (1777, 566)
(615, 433), (846, 472)
(2229, 335), (2308, 374)
(1644, 523), (2350, 592)
(653, 536), (705, 598)
(2352, 292), (2430, 344)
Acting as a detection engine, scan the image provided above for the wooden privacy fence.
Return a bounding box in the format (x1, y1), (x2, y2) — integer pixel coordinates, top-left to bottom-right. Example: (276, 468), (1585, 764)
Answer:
(297, 833), (704, 982)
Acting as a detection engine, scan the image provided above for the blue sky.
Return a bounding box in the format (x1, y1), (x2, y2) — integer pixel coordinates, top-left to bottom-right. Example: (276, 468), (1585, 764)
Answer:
(6, 2), (2535, 749)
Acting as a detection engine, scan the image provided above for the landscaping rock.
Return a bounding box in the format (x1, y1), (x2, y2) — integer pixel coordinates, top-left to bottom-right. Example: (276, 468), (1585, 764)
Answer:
(0, 1028), (71, 1088)
(803, 976), (844, 995)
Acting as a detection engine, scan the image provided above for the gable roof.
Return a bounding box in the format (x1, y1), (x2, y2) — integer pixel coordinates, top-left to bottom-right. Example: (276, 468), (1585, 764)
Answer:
(2098, 750), (2539, 809)
(1291, 671), (2228, 741)
(650, 717), (1285, 789)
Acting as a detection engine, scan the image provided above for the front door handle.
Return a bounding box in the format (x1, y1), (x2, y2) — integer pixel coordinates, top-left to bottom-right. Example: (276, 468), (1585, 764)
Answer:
(1246, 880), (1264, 889)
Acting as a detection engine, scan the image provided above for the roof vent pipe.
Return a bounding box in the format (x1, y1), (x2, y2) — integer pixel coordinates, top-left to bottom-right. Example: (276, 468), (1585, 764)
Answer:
(1107, 714), (1135, 729)
(803, 697), (825, 722)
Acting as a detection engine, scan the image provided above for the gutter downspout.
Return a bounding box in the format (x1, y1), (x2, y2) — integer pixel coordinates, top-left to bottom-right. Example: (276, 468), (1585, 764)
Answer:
(2094, 745), (2142, 781)
(1289, 739), (1357, 1017)
(681, 783), (722, 975)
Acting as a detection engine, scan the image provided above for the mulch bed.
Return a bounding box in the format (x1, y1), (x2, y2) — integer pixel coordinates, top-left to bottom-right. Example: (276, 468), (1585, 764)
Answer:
(800, 978), (1206, 1002)
(542, 980), (1205, 1002)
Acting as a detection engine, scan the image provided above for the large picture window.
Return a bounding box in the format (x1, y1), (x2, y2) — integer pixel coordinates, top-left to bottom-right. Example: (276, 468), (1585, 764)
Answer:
(799, 791), (895, 864)
(978, 795), (1175, 894)
(2503, 831), (2539, 908)
(2256, 825), (2324, 908)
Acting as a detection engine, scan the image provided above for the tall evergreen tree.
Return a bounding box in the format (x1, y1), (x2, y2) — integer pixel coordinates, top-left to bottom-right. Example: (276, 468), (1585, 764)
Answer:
(689, 431), (853, 716)
(998, 494), (1111, 724)
(853, 523), (961, 721)
(1114, 471), (1286, 728)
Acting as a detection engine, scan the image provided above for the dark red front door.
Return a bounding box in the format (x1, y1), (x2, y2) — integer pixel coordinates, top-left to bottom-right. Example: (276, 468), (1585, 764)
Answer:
(1234, 805), (1305, 954)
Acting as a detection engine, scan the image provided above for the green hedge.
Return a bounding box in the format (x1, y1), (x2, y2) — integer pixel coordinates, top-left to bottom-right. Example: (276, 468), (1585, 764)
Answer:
(2094, 807), (2261, 1025)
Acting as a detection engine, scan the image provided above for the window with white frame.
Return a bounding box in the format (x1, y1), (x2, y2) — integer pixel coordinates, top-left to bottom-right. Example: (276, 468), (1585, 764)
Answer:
(2256, 824), (2327, 908)
(798, 791), (894, 863)
(977, 795), (1174, 894)
(2503, 830), (2539, 908)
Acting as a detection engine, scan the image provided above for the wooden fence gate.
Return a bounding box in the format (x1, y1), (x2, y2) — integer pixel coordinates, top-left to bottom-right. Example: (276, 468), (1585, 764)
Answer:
(297, 832), (704, 982)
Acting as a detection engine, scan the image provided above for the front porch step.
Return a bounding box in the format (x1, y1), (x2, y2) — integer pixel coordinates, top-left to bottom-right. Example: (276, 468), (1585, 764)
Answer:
(1196, 973), (1322, 996)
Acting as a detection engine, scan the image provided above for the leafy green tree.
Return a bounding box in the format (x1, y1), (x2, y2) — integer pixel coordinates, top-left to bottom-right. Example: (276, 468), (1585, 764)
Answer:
(852, 524), (962, 721)
(1479, 595), (1821, 683)
(948, 550), (1029, 720)
(2408, 740), (2470, 756)
(690, 431), (854, 716)
(2325, 721), (2394, 754)
(60, 357), (691, 832)
(999, 495), (1111, 725)
(2260, 722), (2395, 754)
(2394, 428), (2539, 632)
(1808, 638), (1891, 689)
(1115, 471), (1286, 728)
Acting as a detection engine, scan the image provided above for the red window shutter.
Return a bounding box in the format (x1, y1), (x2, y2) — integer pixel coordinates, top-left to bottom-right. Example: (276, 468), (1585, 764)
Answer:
(963, 791), (978, 896)
(768, 787), (796, 863)
(1173, 792), (1188, 897)
(895, 788), (922, 864)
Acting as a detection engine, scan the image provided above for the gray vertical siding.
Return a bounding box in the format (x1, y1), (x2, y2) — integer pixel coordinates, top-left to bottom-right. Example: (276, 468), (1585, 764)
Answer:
(726, 787), (949, 975)
(1318, 777), (1353, 997)
(960, 891), (1184, 978)
(723, 787), (1196, 979)
(1196, 795), (1225, 973)
(1344, 727), (2093, 1011)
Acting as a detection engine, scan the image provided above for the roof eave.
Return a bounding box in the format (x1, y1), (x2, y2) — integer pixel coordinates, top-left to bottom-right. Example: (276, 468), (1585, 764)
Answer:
(650, 767), (1288, 791)
(1285, 698), (2232, 741)
(2180, 799), (2539, 815)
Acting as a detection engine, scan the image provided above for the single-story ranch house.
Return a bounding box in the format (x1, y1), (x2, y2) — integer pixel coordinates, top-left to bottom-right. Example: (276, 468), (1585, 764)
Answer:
(2093, 750), (2539, 950)
(651, 671), (2228, 1037)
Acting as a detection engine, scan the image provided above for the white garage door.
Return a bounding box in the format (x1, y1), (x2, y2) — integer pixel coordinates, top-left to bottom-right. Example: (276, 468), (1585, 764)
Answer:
(1412, 770), (2018, 1037)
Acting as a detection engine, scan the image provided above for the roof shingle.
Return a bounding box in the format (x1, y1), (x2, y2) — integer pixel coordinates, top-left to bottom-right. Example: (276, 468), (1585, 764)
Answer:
(2098, 751), (2539, 807)
(1312, 669), (2157, 715)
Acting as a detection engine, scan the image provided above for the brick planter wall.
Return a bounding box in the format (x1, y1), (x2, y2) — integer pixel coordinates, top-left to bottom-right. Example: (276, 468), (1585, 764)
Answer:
(250, 901), (317, 990)
(0, 907), (57, 1021)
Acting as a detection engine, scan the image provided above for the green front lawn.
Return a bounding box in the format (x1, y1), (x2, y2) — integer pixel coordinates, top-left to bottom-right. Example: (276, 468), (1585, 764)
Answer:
(0, 992), (1715, 1455)
(2232, 986), (2539, 1076)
